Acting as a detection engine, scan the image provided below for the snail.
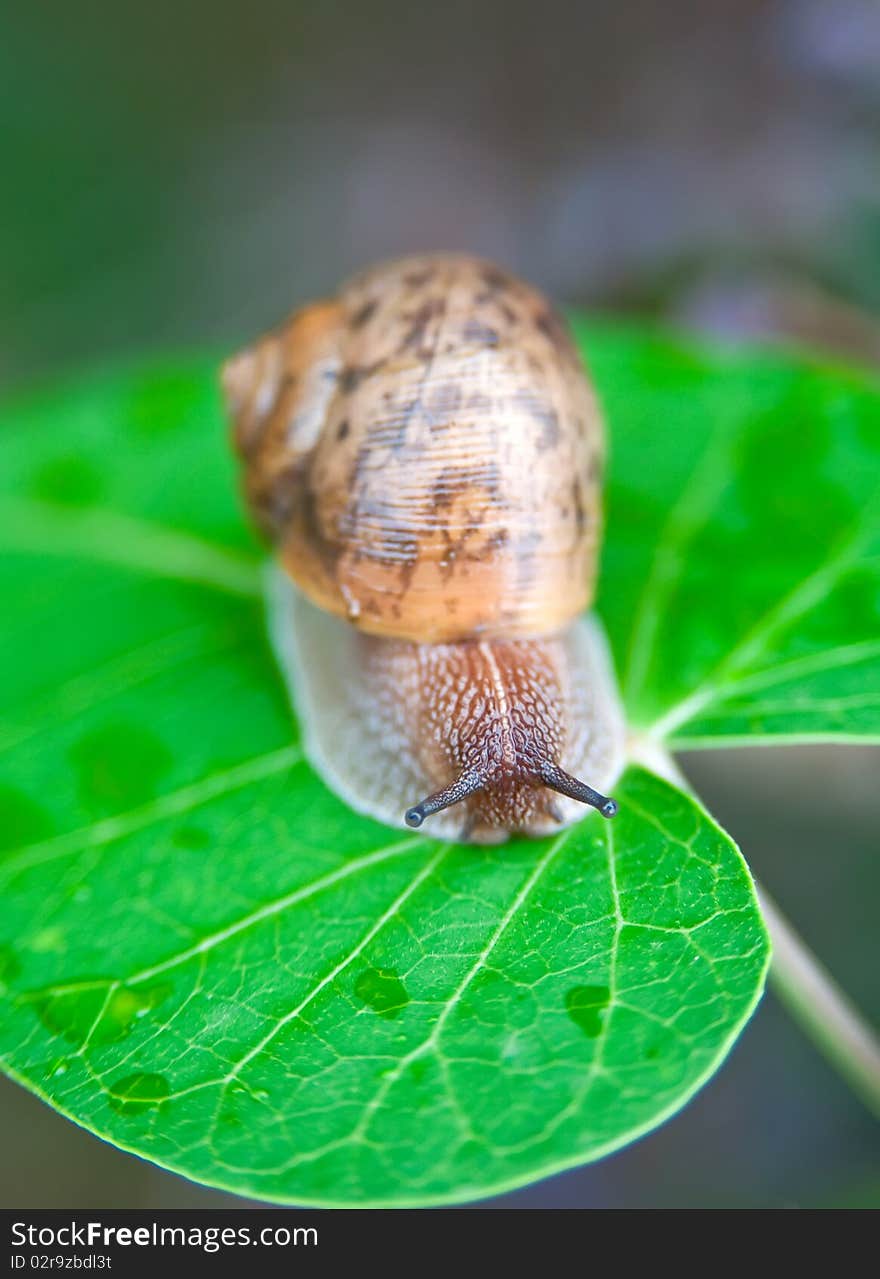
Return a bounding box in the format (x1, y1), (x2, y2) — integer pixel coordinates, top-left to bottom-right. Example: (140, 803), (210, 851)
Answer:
(221, 254), (625, 843)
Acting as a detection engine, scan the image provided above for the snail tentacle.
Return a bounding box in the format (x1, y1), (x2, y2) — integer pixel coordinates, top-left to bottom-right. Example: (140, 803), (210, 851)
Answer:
(405, 769), (485, 828)
(538, 761), (618, 819)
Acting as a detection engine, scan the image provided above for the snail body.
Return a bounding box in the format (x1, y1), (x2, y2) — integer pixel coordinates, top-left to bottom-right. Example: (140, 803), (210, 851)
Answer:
(223, 254), (624, 842)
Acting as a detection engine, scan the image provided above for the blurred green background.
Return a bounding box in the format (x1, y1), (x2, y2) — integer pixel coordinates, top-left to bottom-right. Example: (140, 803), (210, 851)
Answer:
(1, 0), (878, 1208)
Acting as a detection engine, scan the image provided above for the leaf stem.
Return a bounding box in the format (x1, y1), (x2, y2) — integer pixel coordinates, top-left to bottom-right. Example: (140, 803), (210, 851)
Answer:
(634, 739), (880, 1116)
(756, 887), (880, 1118)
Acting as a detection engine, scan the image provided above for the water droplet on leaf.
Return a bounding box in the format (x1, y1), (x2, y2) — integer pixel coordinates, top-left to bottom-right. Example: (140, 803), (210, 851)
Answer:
(69, 723), (172, 811)
(564, 984), (610, 1039)
(30, 455), (103, 506)
(354, 967), (409, 1018)
(172, 826), (211, 849)
(33, 988), (110, 1045)
(0, 785), (54, 854)
(101, 982), (173, 1037)
(107, 1072), (171, 1115)
(0, 945), (21, 990)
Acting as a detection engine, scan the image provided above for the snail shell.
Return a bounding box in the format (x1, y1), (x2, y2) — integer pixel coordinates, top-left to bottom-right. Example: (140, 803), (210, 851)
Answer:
(223, 254), (603, 642)
(223, 254), (624, 842)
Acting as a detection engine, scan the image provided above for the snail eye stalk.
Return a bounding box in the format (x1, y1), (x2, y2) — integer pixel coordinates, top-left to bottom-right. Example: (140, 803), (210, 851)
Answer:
(538, 762), (618, 819)
(404, 762), (618, 830)
(404, 769), (485, 829)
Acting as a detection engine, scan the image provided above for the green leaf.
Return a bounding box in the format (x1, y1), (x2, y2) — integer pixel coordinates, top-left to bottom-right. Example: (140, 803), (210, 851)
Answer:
(1, 762), (766, 1205)
(573, 321), (880, 747)
(5, 319), (878, 1204)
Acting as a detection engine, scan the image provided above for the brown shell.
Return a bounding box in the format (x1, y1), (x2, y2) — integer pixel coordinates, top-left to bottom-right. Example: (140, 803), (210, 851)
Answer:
(222, 254), (605, 642)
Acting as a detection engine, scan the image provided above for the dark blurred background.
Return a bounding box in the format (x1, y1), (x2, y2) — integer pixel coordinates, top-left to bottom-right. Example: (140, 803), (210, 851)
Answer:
(1, 0), (878, 1208)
